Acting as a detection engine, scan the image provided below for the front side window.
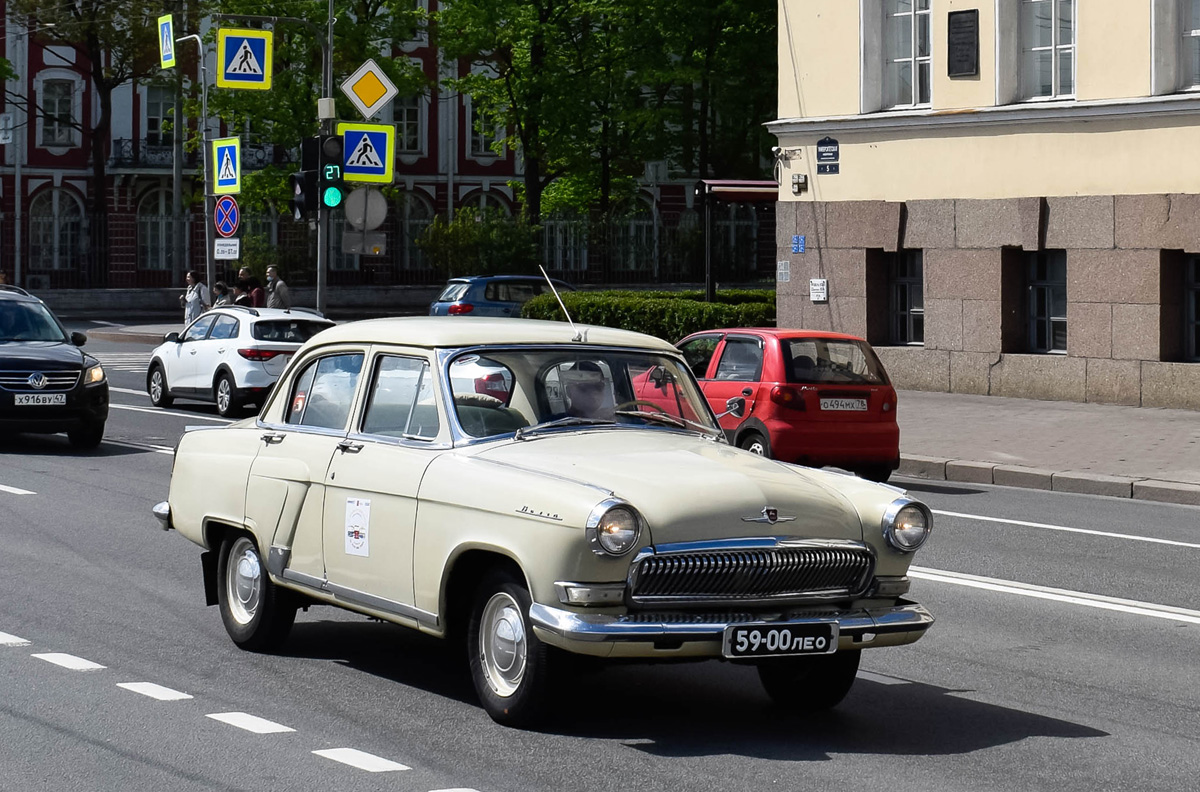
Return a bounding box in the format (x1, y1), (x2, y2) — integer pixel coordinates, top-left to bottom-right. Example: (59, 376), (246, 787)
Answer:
(890, 250), (924, 345)
(182, 314), (217, 343)
(286, 353), (365, 429)
(1028, 251), (1067, 353)
(1186, 256), (1200, 361)
(884, 0), (932, 108)
(1022, 0), (1075, 99)
(41, 79), (74, 146)
(361, 355), (440, 439)
(678, 335), (722, 379)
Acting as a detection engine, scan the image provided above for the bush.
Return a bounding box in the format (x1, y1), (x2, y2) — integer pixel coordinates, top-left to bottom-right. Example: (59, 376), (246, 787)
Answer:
(522, 290), (775, 342)
(416, 209), (540, 277)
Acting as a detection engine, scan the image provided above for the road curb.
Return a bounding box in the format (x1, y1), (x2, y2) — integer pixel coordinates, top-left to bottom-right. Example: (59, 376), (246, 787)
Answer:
(899, 454), (1200, 506)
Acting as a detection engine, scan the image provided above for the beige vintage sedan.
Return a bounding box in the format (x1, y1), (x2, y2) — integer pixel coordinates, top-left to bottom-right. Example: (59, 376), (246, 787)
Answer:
(153, 317), (934, 726)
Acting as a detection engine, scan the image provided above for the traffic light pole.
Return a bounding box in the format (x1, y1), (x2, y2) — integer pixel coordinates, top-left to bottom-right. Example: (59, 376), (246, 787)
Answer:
(215, 1), (334, 313)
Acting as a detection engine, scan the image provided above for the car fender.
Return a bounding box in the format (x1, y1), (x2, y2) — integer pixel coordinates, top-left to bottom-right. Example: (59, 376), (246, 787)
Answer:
(732, 416), (772, 451)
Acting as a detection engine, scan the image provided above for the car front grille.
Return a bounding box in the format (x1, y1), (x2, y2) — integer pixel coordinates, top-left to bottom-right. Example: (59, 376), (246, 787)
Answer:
(628, 542), (875, 606)
(0, 370), (80, 392)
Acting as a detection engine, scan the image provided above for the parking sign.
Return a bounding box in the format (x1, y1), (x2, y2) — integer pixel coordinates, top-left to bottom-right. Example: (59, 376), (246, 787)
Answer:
(337, 122), (395, 184)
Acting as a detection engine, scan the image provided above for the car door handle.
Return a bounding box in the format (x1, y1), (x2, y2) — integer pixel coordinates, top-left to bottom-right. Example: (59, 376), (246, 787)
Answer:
(337, 441), (364, 454)
(261, 433), (285, 445)
(217, 348), (226, 354)
(189, 349), (197, 355)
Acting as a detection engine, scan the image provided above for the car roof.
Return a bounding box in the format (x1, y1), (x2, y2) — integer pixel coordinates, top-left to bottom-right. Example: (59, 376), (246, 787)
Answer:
(447, 275), (570, 285)
(207, 306), (333, 323)
(308, 316), (677, 352)
(0, 286), (43, 304)
(686, 327), (869, 343)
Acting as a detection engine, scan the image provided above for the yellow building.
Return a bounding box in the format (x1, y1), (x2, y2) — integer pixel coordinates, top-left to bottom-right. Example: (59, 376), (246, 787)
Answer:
(770, 0), (1200, 409)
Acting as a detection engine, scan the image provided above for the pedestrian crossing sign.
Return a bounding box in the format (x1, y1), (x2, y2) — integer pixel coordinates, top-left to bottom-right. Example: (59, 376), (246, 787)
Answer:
(216, 29), (273, 90)
(337, 122), (395, 184)
(158, 15), (175, 70)
(212, 137), (241, 195)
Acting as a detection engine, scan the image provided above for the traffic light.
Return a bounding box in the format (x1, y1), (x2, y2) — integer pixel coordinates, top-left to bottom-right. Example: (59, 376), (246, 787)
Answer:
(288, 170), (317, 221)
(318, 134), (344, 209)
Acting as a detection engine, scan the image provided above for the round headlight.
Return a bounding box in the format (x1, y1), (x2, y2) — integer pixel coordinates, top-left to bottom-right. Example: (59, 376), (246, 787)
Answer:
(882, 500), (932, 552)
(587, 501), (642, 557)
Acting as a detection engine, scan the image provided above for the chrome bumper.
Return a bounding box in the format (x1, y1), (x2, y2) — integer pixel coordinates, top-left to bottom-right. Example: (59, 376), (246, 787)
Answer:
(152, 501), (172, 531)
(530, 599), (934, 645)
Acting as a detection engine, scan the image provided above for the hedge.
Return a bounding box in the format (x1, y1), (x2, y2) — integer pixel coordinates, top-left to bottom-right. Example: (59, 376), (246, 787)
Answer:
(522, 290), (776, 342)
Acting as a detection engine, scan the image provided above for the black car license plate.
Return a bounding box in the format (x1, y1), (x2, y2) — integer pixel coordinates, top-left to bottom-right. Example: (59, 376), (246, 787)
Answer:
(722, 622), (838, 658)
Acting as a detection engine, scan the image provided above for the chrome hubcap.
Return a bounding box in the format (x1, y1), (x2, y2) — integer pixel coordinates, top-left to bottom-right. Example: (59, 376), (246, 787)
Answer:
(226, 537), (262, 626)
(746, 440), (765, 455)
(479, 592), (526, 698)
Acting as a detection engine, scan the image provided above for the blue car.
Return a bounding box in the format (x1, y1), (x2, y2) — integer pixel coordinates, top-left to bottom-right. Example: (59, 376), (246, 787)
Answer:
(429, 275), (574, 317)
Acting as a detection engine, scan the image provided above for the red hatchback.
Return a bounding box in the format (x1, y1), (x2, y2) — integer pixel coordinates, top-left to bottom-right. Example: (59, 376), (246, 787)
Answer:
(672, 328), (900, 482)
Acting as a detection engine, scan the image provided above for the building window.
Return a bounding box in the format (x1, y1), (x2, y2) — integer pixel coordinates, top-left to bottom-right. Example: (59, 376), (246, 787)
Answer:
(137, 188), (176, 271)
(145, 86), (175, 146)
(1183, 0), (1200, 88)
(884, 0), (931, 108)
(890, 250), (924, 345)
(398, 192), (434, 270)
(41, 79), (74, 146)
(1187, 256), (1200, 361)
(1022, 0), (1075, 99)
(28, 189), (83, 271)
(468, 101), (502, 157)
(397, 95), (421, 153)
(1028, 251), (1067, 353)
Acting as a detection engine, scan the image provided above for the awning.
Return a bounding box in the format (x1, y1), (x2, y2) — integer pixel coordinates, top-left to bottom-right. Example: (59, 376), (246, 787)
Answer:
(697, 179), (779, 202)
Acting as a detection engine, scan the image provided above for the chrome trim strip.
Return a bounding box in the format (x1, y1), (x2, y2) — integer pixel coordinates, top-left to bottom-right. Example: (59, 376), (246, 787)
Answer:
(266, 546), (291, 577)
(529, 600), (934, 643)
(280, 568), (326, 589)
(585, 497), (643, 557)
(280, 570), (441, 629)
(881, 497), (933, 553)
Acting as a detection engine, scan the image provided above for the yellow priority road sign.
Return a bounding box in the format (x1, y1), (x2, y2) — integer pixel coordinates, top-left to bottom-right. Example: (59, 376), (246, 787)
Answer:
(217, 29), (273, 90)
(340, 59), (399, 121)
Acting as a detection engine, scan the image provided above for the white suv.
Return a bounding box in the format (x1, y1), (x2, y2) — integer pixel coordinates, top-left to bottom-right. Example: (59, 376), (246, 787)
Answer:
(147, 306), (334, 417)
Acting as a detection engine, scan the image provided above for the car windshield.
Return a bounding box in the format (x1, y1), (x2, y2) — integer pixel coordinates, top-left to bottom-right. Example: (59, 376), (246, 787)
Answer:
(251, 319), (335, 343)
(784, 338), (888, 385)
(436, 282), (471, 302)
(0, 301), (68, 343)
(446, 347), (721, 439)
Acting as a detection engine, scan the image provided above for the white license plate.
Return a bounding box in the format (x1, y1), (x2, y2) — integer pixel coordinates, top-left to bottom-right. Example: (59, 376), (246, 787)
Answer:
(722, 622), (839, 658)
(820, 398), (867, 411)
(15, 393), (66, 406)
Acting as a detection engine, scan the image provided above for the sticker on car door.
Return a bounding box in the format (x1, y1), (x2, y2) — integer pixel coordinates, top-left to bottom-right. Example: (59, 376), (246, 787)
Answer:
(345, 497), (371, 556)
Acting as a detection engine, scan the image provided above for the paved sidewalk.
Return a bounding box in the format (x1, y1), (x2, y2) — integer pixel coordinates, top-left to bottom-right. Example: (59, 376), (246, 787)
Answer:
(85, 321), (1200, 506)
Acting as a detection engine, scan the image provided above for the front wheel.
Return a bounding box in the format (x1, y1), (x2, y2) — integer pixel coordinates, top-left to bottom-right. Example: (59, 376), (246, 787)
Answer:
(216, 534), (296, 652)
(757, 649), (861, 711)
(467, 569), (551, 728)
(148, 365), (173, 408)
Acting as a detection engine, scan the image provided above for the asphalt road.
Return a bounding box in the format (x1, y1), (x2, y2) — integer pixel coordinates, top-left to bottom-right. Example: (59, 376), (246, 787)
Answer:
(0, 330), (1197, 791)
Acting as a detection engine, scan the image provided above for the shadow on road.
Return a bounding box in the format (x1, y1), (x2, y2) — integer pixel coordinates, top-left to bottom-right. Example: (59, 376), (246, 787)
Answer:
(0, 433), (148, 458)
(897, 480), (987, 496)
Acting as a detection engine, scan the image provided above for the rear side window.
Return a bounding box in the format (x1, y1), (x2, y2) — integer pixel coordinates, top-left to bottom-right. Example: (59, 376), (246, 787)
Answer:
(209, 315), (239, 340)
(784, 339), (888, 385)
(484, 281), (539, 304)
(252, 320), (334, 343)
(436, 283), (470, 302)
(713, 339), (763, 382)
(361, 356), (440, 440)
(285, 353), (365, 430)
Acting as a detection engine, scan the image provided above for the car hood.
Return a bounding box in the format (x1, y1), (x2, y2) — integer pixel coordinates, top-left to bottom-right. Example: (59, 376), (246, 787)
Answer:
(0, 341), (87, 369)
(471, 430), (866, 544)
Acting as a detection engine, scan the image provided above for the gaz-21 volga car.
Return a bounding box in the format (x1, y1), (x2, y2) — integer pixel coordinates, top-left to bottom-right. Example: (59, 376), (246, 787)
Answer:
(153, 317), (934, 727)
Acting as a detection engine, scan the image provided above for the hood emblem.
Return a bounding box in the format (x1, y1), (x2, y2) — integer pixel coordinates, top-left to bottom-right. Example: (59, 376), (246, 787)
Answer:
(742, 506), (796, 525)
(27, 372), (47, 390)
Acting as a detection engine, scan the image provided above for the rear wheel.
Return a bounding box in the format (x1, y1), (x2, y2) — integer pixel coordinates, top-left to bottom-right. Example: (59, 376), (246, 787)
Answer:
(467, 569), (552, 728)
(216, 535), (296, 651)
(739, 432), (769, 457)
(757, 649), (861, 710)
(214, 373), (240, 418)
(148, 365), (173, 407)
(67, 422), (105, 449)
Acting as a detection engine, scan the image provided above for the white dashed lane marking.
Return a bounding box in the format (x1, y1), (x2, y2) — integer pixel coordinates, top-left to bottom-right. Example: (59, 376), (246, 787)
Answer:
(207, 712), (295, 734)
(117, 682), (193, 701)
(32, 653), (105, 671)
(0, 484), (35, 496)
(0, 632), (31, 646)
(312, 748), (410, 773)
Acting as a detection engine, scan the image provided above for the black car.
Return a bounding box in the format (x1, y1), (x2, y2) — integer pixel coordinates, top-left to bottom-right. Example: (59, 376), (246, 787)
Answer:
(0, 285), (108, 448)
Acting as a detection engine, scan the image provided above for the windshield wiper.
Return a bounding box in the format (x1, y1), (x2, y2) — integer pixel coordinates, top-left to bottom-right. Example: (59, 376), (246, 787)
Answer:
(613, 410), (722, 436)
(515, 416), (616, 440)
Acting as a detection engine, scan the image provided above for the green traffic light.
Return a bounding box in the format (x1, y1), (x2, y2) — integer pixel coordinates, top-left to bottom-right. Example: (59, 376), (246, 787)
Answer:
(322, 187), (343, 208)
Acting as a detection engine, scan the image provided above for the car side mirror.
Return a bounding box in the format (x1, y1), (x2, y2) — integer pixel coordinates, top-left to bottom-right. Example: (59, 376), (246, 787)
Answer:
(649, 366), (670, 390)
(164, 331), (181, 343)
(70, 331), (87, 347)
(724, 396), (746, 418)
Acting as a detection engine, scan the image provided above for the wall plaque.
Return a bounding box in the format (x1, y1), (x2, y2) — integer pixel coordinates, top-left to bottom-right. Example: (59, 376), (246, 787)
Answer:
(948, 10), (979, 78)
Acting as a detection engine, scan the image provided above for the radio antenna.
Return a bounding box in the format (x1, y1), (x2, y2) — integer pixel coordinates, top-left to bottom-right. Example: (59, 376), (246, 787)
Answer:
(539, 265), (584, 341)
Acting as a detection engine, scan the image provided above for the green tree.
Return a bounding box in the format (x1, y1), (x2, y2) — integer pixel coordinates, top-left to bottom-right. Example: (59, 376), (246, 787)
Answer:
(7, 0), (163, 281)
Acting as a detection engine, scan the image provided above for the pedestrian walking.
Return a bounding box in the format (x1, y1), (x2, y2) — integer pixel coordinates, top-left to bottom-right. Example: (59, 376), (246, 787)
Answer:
(265, 266), (291, 309)
(180, 270), (211, 324)
(238, 266), (266, 307)
(212, 281), (232, 307)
